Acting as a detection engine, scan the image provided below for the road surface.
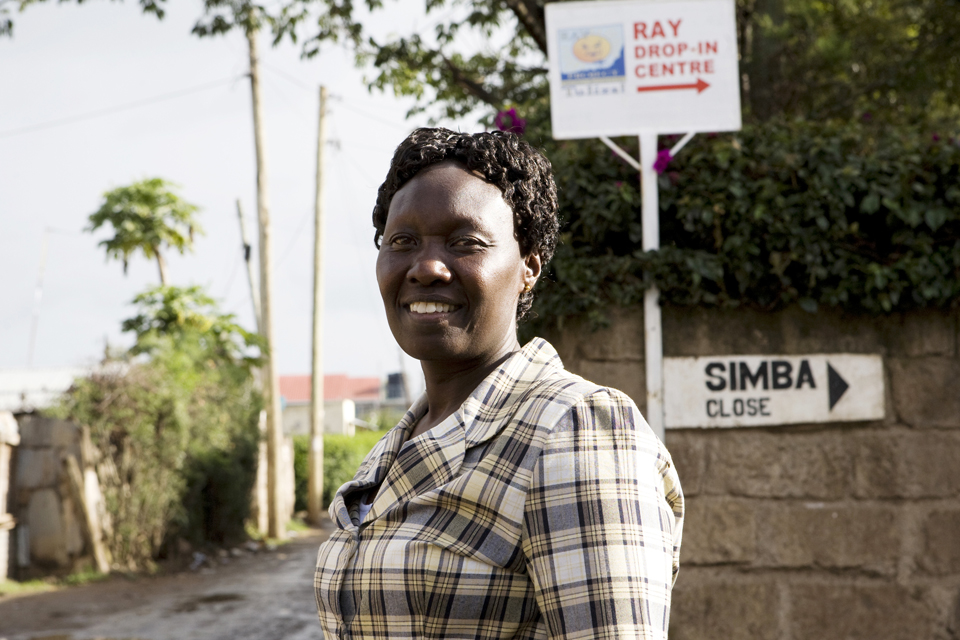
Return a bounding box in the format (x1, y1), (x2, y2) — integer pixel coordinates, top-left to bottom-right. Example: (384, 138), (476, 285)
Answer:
(0, 520), (334, 640)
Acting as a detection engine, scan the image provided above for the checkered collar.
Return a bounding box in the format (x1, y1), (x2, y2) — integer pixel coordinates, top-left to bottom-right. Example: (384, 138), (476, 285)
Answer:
(330, 338), (564, 530)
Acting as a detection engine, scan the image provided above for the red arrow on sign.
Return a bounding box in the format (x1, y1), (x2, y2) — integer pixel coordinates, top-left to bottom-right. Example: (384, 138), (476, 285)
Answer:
(637, 78), (710, 94)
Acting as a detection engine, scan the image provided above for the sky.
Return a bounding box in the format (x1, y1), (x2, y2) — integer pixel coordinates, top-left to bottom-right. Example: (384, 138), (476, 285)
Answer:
(0, 0), (485, 391)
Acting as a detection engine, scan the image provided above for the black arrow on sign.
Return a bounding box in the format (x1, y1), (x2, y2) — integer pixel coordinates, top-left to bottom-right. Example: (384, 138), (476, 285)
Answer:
(827, 363), (849, 410)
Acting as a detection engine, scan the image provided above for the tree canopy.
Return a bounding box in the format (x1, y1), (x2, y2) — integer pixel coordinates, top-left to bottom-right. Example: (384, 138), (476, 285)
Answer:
(298, 0), (960, 128)
(87, 178), (203, 286)
(122, 285), (263, 368)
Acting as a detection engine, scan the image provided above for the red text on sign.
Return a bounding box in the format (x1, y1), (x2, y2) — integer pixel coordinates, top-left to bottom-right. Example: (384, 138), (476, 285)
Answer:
(633, 20), (682, 39)
(635, 59), (715, 78)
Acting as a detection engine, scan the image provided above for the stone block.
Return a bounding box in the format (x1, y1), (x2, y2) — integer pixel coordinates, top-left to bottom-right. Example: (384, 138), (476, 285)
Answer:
(703, 430), (852, 500)
(16, 415), (53, 448)
(61, 495), (85, 557)
(855, 431), (960, 499)
(663, 305), (786, 357)
(850, 432), (900, 499)
(50, 420), (79, 450)
(568, 359), (645, 413)
(789, 583), (934, 640)
(888, 358), (960, 428)
(779, 306), (889, 355)
(757, 503), (899, 574)
(27, 488), (67, 566)
(556, 308), (644, 362)
(663, 431), (705, 496)
(15, 448), (59, 490)
(884, 310), (957, 357)
(681, 497), (756, 564)
(917, 510), (960, 576)
(670, 576), (778, 640)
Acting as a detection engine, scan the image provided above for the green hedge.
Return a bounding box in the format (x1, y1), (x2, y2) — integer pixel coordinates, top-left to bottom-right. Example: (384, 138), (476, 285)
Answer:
(527, 120), (960, 332)
(294, 430), (388, 511)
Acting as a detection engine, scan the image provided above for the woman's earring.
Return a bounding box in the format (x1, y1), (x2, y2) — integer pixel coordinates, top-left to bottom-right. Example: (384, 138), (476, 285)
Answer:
(523, 283), (532, 293)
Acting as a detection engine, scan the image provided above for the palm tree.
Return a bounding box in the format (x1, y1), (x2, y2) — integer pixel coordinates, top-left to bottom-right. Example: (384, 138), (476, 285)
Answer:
(87, 178), (203, 285)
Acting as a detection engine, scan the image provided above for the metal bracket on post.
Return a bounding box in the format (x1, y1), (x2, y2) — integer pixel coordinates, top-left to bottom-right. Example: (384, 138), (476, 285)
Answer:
(669, 131), (696, 157)
(599, 136), (642, 172)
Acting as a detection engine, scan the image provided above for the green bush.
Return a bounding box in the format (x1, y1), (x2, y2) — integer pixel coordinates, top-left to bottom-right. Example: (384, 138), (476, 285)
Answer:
(51, 334), (261, 568)
(294, 430), (387, 510)
(526, 119), (960, 333)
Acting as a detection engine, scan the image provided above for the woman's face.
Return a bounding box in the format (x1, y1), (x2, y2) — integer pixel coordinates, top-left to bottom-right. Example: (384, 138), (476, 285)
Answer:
(376, 162), (541, 366)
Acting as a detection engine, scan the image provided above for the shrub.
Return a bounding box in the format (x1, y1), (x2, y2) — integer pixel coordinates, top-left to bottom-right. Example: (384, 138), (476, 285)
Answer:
(526, 119), (960, 333)
(293, 430), (387, 510)
(50, 334), (261, 569)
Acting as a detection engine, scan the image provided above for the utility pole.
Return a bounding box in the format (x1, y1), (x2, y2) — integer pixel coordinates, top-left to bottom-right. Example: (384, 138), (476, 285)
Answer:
(27, 229), (50, 368)
(236, 199), (262, 332)
(246, 18), (286, 540)
(307, 86), (328, 524)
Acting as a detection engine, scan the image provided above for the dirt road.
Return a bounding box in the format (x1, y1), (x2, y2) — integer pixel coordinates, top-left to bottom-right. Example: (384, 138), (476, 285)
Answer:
(0, 520), (335, 640)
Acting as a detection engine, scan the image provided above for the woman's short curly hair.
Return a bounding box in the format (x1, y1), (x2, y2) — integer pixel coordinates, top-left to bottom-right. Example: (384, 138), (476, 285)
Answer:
(373, 127), (560, 321)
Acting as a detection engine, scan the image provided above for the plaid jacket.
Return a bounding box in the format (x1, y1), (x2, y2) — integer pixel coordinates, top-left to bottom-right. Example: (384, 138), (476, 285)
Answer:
(315, 338), (684, 640)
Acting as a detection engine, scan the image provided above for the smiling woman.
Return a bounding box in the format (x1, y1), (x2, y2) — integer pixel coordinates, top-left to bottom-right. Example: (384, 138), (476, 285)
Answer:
(313, 128), (685, 640)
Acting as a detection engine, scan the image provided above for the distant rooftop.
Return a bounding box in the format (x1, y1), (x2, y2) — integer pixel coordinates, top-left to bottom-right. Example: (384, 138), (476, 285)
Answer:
(279, 375), (381, 404)
(0, 367), (93, 413)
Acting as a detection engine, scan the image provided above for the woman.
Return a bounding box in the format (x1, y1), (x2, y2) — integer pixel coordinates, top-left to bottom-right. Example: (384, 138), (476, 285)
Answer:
(315, 128), (684, 640)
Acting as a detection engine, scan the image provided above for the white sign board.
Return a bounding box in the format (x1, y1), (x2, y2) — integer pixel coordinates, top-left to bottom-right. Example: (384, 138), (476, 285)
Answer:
(545, 0), (742, 139)
(663, 354), (885, 428)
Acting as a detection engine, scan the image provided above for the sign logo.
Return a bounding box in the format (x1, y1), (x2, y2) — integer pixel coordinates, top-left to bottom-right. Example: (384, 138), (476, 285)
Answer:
(558, 24), (625, 84)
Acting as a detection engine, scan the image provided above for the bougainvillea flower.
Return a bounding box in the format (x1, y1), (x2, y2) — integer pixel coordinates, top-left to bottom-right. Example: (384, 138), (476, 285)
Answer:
(495, 108), (527, 135)
(653, 148), (672, 174)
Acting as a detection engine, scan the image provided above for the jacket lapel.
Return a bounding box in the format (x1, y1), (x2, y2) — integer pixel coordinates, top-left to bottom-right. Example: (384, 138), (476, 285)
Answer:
(365, 409), (467, 524)
(329, 396), (427, 530)
(360, 339), (566, 526)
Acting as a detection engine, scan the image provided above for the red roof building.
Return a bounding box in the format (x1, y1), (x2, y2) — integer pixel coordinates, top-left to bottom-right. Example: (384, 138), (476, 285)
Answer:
(279, 375), (381, 405)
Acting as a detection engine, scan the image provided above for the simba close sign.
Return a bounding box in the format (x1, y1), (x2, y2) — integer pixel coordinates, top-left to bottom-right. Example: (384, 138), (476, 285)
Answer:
(663, 354), (886, 428)
(545, 0), (742, 139)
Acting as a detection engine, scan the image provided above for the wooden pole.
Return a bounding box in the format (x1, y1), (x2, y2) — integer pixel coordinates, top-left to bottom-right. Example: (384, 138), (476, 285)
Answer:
(236, 199), (262, 332)
(307, 86), (328, 524)
(246, 19), (286, 540)
(27, 229), (49, 368)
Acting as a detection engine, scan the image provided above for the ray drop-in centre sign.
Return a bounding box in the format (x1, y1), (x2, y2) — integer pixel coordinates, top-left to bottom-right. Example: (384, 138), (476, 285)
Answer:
(545, 0), (742, 139)
(663, 354), (885, 428)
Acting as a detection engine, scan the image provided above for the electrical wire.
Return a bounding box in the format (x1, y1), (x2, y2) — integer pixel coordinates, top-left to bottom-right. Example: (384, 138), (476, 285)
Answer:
(0, 75), (245, 139)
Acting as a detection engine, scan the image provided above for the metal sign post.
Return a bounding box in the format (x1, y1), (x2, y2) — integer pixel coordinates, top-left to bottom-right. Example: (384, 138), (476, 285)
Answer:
(639, 132), (664, 439)
(546, 0), (742, 441)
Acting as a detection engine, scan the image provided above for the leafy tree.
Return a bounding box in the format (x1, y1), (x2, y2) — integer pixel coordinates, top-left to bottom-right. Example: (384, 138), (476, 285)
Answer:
(122, 284), (263, 367)
(50, 283), (264, 567)
(87, 178), (203, 286)
(270, 0), (960, 128)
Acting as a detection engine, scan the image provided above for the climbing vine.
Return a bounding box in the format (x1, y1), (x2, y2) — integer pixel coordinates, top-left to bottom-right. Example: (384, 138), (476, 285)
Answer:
(525, 119), (960, 333)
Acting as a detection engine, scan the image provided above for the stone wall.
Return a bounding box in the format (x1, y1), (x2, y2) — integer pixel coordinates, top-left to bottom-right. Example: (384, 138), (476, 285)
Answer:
(547, 305), (960, 640)
(11, 414), (88, 574)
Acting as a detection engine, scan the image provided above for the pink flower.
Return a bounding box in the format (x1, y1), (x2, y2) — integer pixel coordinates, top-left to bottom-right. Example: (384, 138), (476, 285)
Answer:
(932, 133), (941, 142)
(653, 149), (672, 174)
(495, 108), (526, 135)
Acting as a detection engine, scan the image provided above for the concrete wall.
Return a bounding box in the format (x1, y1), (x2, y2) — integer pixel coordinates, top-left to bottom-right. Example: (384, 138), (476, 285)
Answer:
(10, 414), (88, 573)
(283, 399), (356, 437)
(1, 412), (19, 579)
(546, 305), (960, 640)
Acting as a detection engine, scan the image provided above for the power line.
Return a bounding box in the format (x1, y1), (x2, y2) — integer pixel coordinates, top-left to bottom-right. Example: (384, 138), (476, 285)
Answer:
(0, 75), (245, 139)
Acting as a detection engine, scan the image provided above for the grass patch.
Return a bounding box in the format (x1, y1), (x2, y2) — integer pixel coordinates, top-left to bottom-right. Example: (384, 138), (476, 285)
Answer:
(61, 569), (110, 587)
(0, 578), (56, 597)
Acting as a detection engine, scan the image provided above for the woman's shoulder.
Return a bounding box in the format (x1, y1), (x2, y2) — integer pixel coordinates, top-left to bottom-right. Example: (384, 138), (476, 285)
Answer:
(521, 365), (643, 427)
